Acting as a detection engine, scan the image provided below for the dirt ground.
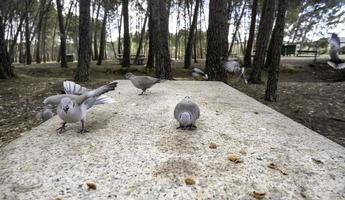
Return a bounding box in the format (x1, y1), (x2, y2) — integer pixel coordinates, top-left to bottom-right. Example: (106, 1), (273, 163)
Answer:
(0, 58), (344, 147)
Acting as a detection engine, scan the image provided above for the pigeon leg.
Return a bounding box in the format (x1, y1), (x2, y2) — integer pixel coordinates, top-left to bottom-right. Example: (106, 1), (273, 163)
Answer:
(79, 119), (89, 134)
(188, 124), (197, 130)
(56, 122), (67, 134)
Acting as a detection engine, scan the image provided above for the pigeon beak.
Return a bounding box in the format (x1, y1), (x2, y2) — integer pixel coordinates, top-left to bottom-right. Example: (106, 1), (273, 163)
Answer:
(63, 106), (69, 113)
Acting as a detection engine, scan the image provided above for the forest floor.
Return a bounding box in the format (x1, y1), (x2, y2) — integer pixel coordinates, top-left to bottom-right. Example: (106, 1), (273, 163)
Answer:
(0, 56), (345, 148)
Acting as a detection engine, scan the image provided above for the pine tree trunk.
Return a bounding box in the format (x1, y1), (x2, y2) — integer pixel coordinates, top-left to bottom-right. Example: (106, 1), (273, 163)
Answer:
(0, 16), (14, 79)
(134, 10), (148, 65)
(122, 0), (131, 68)
(51, 18), (58, 61)
(93, 2), (101, 60)
(205, 0), (229, 82)
(146, 4), (154, 68)
(265, 0), (286, 102)
(35, 0), (48, 64)
(249, 0), (276, 83)
(74, 0), (91, 82)
(244, 0), (258, 68)
(9, 13), (25, 62)
(228, 0), (246, 56)
(25, 2), (32, 65)
(97, 6), (108, 65)
(56, 0), (68, 68)
(117, 11), (122, 55)
(149, 0), (172, 79)
(184, 0), (200, 68)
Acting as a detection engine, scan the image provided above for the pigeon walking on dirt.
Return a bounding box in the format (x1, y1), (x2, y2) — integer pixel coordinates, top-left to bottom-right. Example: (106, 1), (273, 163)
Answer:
(327, 33), (345, 69)
(192, 68), (208, 80)
(43, 81), (118, 133)
(125, 72), (160, 95)
(191, 58), (247, 84)
(174, 96), (200, 130)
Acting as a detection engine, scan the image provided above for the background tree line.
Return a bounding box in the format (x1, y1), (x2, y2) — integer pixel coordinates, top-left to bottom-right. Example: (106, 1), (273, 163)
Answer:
(1, 0), (344, 100)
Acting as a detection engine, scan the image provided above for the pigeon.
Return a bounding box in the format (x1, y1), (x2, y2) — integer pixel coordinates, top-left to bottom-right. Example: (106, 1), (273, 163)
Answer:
(222, 59), (248, 84)
(192, 68), (208, 80)
(43, 80), (118, 133)
(125, 72), (160, 95)
(174, 96), (200, 130)
(191, 59), (247, 84)
(36, 105), (55, 122)
(328, 33), (344, 70)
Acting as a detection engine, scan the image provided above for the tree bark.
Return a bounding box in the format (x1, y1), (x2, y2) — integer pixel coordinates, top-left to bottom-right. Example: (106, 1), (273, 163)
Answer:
(74, 0), (91, 82)
(9, 12), (25, 62)
(93, 2), (101, 60)
(0, 16), (14, 79)
(122, 0), (131, 68)
(133, 10), (148, 65)
(97, 5), (108, 65)
(149, 0), (172, 79)
(184, 0), (200, 68)
(25, 0), (32, 65)
(249, 0), (276, 83)
(117, 10), (122, 54)
(228, 0), (246, 56)
(146, 6), (154, 68)
(205, 0), (229, 82)
(244, 0), (258, 68)
(56, 0), (68, 68)
(265, 0), (287, 101)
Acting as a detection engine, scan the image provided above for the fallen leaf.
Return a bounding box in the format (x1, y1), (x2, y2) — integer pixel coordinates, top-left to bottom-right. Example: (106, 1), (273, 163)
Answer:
(86, 181), (97, 190)
(185, 177), (196, 185)
(209, 143), (217, 149)
(268, 163), (288, 175)
(252, 191), (266, 199)
(228, 154), (243, 163)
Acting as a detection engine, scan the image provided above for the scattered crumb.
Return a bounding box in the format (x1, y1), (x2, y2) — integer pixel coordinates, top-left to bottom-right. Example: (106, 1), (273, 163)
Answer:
(228, 154), (243, 163)
(209, 143), (218, 149)
(239, 149), (247, 155)
(86, 181), (97, 190)
(54, 198), (62, 200)
(268, 163), (288, 175)
(254, 111), (259, 114)
(252, 191), (266, 199)
(185, 177), (196, 185)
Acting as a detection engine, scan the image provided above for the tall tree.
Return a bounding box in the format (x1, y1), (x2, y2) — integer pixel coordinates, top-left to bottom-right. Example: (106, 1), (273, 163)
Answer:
(56, 0), (68, 68)
(265, 0), (287, 101)
(122, 0), (131, 68)
(146, 4), (154, 68)
(249, 0), (276, 83)
(205, 0), (229, 82)
(75, 0), (91, 82)
(228, 0), (246, 56)
(93, 2), (101, 60)
(149, 0), (172, 79)
(97, 3), (109, 65)
(184, 0), (200, 68)
(24, 0), (32, 65)
(134, 10), (148, 65)
(243, 0), (258, 68)
(0, 15), (14, 79)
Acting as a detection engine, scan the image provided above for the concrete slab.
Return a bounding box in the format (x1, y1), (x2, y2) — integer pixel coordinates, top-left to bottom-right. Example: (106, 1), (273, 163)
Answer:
(0, 80), (344, 200)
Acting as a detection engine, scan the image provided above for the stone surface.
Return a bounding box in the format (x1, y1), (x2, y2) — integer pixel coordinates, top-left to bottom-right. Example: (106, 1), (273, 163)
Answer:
(0, 80), (344, 200)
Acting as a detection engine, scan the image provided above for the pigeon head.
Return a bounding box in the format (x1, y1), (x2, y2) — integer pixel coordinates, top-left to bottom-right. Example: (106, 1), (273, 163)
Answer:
(179, 112), (192, 127)
(125, 72), (134, 79)
(60, 97), (74, 113)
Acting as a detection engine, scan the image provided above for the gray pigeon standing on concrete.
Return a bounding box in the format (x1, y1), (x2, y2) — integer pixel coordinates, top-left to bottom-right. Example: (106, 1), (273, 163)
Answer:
(43, 80), (118, 133)
(174, 96), (200, 130)
(125, 72), (160, 95)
